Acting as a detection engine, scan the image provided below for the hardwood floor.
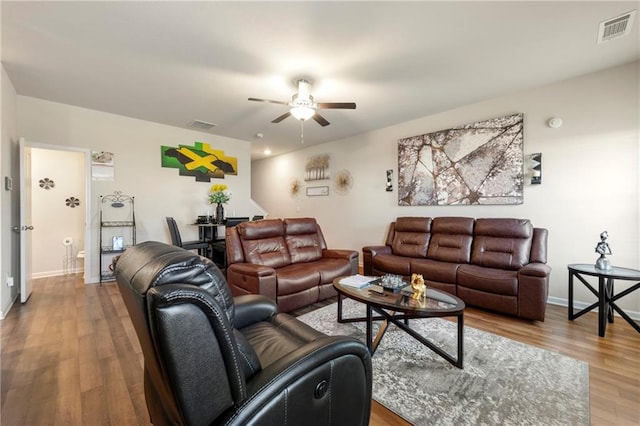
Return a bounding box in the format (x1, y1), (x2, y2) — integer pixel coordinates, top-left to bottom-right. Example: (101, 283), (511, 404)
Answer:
(1, 274), (638, 425)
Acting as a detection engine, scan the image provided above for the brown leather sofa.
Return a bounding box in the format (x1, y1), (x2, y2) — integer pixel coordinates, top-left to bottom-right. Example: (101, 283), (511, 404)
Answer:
(363, 217), (551, 321)
(226, 217), (359, 312)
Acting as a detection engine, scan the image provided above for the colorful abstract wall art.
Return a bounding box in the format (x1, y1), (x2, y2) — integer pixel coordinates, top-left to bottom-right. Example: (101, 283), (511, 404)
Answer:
(398, 113), (524, 206)
(161, 142), (237, 182)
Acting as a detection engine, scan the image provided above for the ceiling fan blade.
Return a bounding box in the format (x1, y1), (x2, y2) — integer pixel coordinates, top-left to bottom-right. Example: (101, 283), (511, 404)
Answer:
(271, 111), (291, 123)
(248, 97), (289, 106)
(312, 112), (330, 127)
(317, 102), (356, 109)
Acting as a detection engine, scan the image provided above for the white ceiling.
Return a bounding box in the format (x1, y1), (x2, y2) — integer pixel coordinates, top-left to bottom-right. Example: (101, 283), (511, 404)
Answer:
(2, 1), (638, 160)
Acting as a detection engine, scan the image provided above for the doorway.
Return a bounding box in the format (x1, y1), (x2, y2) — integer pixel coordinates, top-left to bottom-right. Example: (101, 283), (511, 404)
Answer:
(20, 140), (92, 302)
(31, 148), (85, 278)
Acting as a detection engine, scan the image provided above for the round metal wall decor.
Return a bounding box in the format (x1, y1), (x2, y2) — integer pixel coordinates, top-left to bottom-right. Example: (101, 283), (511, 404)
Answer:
(334, 169), (353, 195)
(290, 179), (301, 197)
(39, 178), (55, 189)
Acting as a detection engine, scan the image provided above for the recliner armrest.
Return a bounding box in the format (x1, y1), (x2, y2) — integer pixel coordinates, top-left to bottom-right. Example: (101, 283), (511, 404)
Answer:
(227, 263), (276, 277)
(362, 245), (392, 275)
(519, 262), (552, 277)
(224, 336), (372, 426)
(233, 294), (278, 329)
(362, 245), (392, 256)
(322, 249), (358, 261)
(323, 249), (359, 275)
(226, 263), (278, 301)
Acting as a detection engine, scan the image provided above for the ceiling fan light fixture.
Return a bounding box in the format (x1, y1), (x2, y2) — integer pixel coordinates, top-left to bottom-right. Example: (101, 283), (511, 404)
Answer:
(290, 105), (315, 121)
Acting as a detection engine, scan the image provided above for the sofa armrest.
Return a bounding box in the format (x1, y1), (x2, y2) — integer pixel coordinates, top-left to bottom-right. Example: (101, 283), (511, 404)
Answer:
(362, 245), (392, 256)
(362, 245), (391, 275)
(519, 262), (552, 277)
(233, 294), (279, 329)
(323, 249), (358, 261)
(518, 262), (552, 321)
(227, 263), (277, 302)
(225, 336), (372, 426)
(323, 249), (359, 275)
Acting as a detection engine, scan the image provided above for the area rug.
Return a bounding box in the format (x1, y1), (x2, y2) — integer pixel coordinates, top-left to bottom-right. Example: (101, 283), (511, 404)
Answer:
(297, 299), (589, 426)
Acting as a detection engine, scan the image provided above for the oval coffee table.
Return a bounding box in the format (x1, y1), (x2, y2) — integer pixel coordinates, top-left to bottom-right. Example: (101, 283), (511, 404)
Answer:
(333, 276), (465, 368)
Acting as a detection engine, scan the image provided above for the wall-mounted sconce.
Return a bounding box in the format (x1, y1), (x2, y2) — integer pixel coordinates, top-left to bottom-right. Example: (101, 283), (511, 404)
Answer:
(386, 169), (393, 191)
(529, 153), (542, 184)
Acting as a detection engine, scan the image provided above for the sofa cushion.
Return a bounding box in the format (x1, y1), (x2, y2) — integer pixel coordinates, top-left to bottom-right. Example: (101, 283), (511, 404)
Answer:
(238, 313), (325, 369)
(275, 263), (320, 296)
(284, 218), (325, 263)
(242, 237), (291, 269)
(236, 219), (291, 268)
(470, 219), (533, 270)
(314, 258), (354, 283)
(426, 217), (474, 263)
(373, 253), (411, 276)
(391, 217), (432, 258)
(457, 264), (518, 296)
(285, 233), (323, 264)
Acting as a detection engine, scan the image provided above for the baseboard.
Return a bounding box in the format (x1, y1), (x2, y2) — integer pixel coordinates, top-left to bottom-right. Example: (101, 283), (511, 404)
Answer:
(547, 296), (640, 321)
(0, 293), (19, 320)
(32, 268), (84, 279)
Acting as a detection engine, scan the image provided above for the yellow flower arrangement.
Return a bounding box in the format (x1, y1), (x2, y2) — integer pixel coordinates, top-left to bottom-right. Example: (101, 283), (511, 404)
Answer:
(209, 183), (231, 204)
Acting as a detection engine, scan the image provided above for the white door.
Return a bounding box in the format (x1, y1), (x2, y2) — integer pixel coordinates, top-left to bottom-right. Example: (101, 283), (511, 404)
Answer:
(19, 138), (34, 303)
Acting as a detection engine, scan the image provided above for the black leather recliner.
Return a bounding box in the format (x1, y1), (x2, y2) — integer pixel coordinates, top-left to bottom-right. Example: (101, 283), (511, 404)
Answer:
(114, 241), (372, 426)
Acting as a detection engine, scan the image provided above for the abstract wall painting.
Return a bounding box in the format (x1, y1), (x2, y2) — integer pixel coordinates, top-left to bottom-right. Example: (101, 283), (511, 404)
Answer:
(398, 113), (524, 206)
(161, 141), (237, 182)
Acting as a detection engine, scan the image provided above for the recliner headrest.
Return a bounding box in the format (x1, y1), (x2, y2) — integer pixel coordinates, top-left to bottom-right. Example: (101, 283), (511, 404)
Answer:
(114, 241), (235, 324)
(237, 219), (284, 240)
(284, 217), (318, 235)
(475, 218), (532, 238)
(394, 217), (432, 233)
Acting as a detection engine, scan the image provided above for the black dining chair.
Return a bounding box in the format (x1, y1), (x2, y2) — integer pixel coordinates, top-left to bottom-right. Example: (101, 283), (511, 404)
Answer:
(165, 217), (210, 256)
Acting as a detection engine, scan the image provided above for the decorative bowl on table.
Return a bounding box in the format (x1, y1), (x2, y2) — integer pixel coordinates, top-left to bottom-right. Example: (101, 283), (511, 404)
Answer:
(379, 274), (406, 292)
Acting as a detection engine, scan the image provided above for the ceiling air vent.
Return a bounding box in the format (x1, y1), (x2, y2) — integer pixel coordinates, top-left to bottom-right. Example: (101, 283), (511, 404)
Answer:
(189, 120), (217, 130)
(597, 10), (636, 44)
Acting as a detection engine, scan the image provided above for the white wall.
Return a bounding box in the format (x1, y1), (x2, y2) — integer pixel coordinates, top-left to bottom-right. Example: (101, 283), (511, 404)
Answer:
(17, 97), (256, 283)
(31, 148), (85, 277)
(1, 65), (20, 318)
(252, 61), (640, 314)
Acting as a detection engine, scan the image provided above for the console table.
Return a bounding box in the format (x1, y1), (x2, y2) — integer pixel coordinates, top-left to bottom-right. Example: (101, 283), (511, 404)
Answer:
(568, 264), (640, 337)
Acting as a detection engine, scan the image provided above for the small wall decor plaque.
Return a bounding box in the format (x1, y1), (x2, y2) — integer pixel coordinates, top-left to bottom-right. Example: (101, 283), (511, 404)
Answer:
(306, 186), (329, 196)
(386, 170), (393, 192)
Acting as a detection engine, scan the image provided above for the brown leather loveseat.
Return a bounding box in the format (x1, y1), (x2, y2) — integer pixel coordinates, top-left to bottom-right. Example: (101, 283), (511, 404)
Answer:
(363, 217), (551, 321)
(226, 217), (358, 312)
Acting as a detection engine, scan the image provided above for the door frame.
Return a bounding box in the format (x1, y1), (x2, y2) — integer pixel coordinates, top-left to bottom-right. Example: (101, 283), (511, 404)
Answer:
(20, 139), (93, 286)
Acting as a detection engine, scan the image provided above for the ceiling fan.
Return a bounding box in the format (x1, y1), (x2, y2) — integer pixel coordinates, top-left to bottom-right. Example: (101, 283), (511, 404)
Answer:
(249, 79), (356, 127)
